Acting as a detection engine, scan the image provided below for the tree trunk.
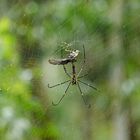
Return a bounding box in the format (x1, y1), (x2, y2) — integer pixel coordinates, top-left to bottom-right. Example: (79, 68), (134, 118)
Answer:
(108, 0), (130, 140)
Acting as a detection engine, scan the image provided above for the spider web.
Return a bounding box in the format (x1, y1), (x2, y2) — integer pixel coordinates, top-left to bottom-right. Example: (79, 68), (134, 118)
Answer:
(45, 1), (115, 140)
(1, 0), (139, 140)
(45, 1), (140, 140)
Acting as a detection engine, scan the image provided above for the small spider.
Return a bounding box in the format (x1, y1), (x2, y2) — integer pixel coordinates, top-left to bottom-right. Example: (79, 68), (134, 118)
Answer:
(48, 44), (98, 108)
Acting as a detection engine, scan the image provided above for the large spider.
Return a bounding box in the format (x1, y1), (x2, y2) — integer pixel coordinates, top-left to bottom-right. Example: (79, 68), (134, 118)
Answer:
(48, 44), (97, 107)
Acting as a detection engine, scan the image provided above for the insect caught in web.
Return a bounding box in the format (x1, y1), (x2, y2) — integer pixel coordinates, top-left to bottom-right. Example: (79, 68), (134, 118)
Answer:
(48, 42), (98, 108)
(48, 42), (79, 65)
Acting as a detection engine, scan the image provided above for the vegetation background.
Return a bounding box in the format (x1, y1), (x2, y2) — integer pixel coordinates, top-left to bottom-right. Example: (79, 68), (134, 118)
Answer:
(0, 0), (140, 140)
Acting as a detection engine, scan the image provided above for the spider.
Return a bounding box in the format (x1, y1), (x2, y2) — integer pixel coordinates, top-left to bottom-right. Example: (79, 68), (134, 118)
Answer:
(48, 44), (98, 108)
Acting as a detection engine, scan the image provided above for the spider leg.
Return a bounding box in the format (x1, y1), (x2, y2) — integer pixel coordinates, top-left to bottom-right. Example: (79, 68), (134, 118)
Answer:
(63, 65), (71, 77)
(52, 81), (71, 106)
(77, 45), (86, 77)
(61, 45), (71, 77)
(78, 73), (88, 79)
(78, 80), (98, 91)
(77, 82), (91, 108)
(48, 80), (70, 88)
